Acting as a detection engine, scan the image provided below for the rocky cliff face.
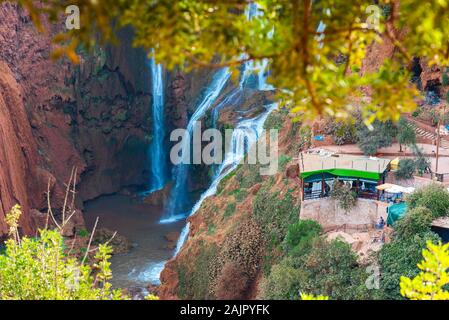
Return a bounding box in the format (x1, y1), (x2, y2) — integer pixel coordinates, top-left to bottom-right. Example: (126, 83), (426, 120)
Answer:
(0, 2), (242, 237)
(0, 3), (81, 236)
(0, 61), (43, 236)
(0, 3), (154, 236)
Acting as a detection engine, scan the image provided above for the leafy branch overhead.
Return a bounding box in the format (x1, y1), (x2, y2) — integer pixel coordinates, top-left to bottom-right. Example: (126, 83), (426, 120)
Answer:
(6, 0), (449, 122)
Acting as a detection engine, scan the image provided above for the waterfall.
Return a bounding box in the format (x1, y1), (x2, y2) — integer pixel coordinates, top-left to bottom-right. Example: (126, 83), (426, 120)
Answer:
(174, 102), (277, 255)
(148, 57), (167, 192)
(172, 1), (275, 254)
(160, 68), (231, 223)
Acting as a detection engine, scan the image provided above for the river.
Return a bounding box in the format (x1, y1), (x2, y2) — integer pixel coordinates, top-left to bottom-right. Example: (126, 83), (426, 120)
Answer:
(83, 194), (185, 293)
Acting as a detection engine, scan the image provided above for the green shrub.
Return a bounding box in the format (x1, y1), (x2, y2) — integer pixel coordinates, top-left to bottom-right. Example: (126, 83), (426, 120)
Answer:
(253, 189), (299, 247)
(260, 257), (302, 299)
(395, 159), (416, 180)
(229, 188), (248, 203)
(264, 111), (285, 130)
(77, 229), (89, 238)
(394, 207), (434, 239)
(236, 163), (262, 189)
(113, 110), (128, 122)
(443, 72), (449, 86)
(0, 205), (127, 300)
(207, 223), (216, 235)
(331, 180), (357, 212)
(223, 203), (236, 219)
(377, 231), (440, 300)
(278, 154), (292, 171)
(262, 238), (371, 300)
(216, 170), (236, 195)
(177, 242), (218, 299)
(406, 183), (449, 217)
(283, 220), (322, 256)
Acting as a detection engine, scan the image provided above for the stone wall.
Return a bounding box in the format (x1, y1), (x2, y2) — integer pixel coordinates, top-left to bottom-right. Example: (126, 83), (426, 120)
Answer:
(300, 197), (388, 233)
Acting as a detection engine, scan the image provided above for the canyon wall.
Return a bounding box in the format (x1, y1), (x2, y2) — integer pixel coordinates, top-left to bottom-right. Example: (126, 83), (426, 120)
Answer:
(0, 3), (154, 236)
(0, 2), (243, 236)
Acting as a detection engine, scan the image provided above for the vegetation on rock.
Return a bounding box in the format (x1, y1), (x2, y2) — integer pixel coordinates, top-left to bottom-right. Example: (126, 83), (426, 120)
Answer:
(331, 180), (358, 212)
(0, 205), (127, 300)
(406, 183), (449, 218)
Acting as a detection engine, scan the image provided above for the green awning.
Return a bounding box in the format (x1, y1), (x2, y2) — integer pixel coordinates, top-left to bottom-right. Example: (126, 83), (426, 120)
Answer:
(300, 169), (381, 181)
(304, 172), (335, 183)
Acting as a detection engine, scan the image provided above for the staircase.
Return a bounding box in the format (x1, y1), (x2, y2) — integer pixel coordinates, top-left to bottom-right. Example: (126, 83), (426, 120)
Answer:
(413, 125), (449, 149)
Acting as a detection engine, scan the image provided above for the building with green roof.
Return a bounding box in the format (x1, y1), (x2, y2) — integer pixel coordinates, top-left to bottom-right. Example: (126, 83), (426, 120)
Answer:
(299, 151), (391, 201)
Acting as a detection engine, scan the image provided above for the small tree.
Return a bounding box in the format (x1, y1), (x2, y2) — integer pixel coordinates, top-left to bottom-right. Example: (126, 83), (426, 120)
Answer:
(395, 159), (416, 180)
(377, 231), (440, 300)
(397, 118), (416, 152)
(412, 145), (431, 176)
(400, 241), (449, 300)
(283, 220), (322, 256)
(356, 121), (397, 156)
(406, 183), (449, 218)
(0, 205), (128, 300)
(331, 180), (357, 212)
(394, 207), (434, 239)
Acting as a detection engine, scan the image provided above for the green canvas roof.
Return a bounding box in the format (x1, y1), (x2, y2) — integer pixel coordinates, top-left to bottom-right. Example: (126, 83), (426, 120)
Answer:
(301, 169), (381, 181)
(299, 151), (390, 181)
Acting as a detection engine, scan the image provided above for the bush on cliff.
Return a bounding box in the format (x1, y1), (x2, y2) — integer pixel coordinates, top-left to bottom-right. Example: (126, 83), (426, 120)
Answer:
(377, 231), (440, 300)
(262, 238), (370, 300)
(0, 205), (127, 300)
(209, 218), (264, 299)
(394, 206), (434, 240)
(406, 183), (449, 217)
(283, 220), (322, 257)
(253, 188), (299, 248)
(176, 241), (218, 300)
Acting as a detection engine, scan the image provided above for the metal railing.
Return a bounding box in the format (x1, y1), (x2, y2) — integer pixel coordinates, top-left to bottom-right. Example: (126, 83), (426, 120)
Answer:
(303, 189), (378, 201)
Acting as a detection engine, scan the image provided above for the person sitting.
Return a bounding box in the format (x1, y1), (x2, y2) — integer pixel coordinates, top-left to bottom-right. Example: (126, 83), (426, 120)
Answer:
(375, 217), (385, 230)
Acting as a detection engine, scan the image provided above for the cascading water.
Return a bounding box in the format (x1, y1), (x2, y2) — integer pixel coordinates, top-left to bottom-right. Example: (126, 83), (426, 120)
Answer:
(148, 57), (167, 192)
(153, 1), (276, 284)
(174, 102), (277, 255)
(160, 68), (231, 223)
(173, 2), (275, 254)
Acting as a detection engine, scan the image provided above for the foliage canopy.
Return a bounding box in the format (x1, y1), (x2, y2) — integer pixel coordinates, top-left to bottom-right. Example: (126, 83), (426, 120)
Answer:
(11, 0), (449, 122)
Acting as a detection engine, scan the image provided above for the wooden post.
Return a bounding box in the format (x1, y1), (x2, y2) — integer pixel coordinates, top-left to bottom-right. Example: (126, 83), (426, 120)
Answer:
(436, 104), (446, 174)
(321, 173), (325, 198)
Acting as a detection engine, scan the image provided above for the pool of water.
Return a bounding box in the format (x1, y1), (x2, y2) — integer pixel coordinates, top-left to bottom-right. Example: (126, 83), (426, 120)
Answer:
(83, 194), (185, 292)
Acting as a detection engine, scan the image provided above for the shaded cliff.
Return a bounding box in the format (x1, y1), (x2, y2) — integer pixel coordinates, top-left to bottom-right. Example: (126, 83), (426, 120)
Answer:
(0, 3), (153, 236)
